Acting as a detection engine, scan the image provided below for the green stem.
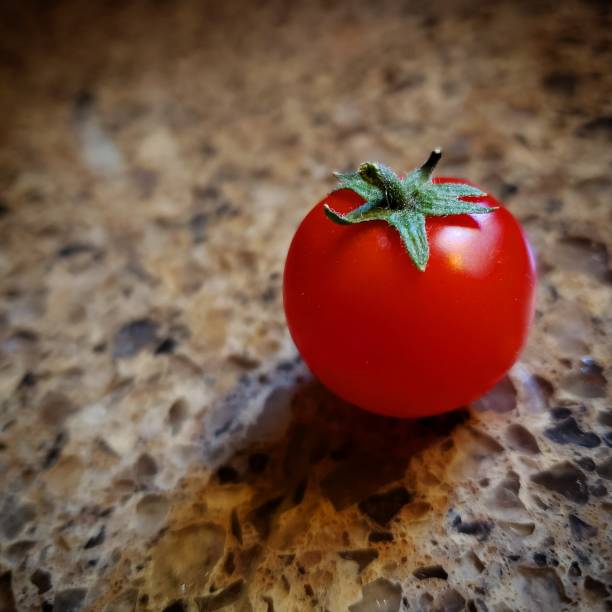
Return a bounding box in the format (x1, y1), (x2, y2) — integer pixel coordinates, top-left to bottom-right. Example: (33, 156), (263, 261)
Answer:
(417, 148), (442, 181)
(358, 162), (406, 209)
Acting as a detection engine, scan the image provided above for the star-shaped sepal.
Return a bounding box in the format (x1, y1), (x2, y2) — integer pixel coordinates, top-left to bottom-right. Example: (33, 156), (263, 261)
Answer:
(324, 149), (496, 271)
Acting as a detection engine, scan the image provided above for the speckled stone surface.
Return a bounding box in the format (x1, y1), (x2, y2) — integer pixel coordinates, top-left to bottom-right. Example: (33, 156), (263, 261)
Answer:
(0, 1), (611, 611)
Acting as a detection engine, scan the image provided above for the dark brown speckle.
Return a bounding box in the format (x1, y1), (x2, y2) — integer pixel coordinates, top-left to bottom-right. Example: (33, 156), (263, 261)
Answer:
(531, 462), (589, 504)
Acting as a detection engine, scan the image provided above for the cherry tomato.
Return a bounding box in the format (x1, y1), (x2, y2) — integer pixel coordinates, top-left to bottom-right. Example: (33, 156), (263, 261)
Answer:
(283, 166), (536, 418)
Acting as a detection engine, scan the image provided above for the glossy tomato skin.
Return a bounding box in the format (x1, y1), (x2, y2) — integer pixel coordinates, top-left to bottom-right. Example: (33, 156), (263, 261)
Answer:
(283, 178), (536, 418)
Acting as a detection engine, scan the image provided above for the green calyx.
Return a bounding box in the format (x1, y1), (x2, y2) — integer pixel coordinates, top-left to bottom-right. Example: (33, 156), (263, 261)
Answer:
(324, 149), (497, 271)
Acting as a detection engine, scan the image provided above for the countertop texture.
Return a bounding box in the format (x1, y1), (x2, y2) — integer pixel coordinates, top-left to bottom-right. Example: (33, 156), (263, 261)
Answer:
(0, 1), (611, 610)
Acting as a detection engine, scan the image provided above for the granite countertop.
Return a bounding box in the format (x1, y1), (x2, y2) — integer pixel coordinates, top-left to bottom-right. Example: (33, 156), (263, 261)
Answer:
(0, 1), (611, 611)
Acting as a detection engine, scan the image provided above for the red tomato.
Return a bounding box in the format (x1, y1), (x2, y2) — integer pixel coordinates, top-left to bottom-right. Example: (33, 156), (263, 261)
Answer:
(283, 177), (536, 418)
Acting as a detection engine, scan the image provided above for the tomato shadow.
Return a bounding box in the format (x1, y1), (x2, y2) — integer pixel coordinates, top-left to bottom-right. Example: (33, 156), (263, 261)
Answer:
(202, 363), (472, 541)
(138, 361), (511, 607)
